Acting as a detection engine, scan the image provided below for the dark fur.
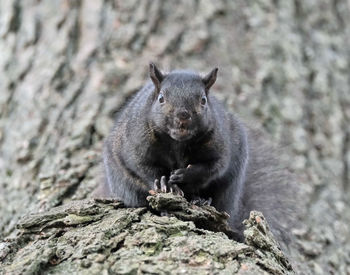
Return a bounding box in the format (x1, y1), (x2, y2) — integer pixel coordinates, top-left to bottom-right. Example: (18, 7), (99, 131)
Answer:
(100, 64), (298, 246)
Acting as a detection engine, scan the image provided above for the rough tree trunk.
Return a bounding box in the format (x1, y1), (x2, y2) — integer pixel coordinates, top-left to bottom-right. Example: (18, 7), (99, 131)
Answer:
(0, 0), (349, 274)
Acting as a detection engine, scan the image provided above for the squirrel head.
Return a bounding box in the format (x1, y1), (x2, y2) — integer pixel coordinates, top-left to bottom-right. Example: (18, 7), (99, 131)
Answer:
(149, 63), (218, 142)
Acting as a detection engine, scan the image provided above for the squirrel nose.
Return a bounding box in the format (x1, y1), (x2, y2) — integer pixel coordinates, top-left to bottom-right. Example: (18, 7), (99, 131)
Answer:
(176, 110), (191, 121)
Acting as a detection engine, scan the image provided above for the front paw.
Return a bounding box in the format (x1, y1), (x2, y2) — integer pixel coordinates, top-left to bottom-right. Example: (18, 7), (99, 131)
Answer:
(153, 176), (184, 197)
(168, 168), (187, 185)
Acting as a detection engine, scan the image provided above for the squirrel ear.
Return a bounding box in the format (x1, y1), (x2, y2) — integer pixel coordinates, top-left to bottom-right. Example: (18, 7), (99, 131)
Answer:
(149, 63), (164, 92)
(202, 67), (218, 93)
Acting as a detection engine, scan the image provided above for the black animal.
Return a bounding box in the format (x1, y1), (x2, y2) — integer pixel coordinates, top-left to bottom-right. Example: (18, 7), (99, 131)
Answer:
(100, 63), (297, 245)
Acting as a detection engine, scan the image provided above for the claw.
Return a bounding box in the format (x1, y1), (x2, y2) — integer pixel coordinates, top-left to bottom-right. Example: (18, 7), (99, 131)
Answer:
(153, 175), (184, 197)
(191, 198), (200, 205)
(172, 184), (184, 197)
(206, 197), (212, 206)
(160, 176), (167, 192)
(154, 179), (161, 192)
(190, 197), (212, 206)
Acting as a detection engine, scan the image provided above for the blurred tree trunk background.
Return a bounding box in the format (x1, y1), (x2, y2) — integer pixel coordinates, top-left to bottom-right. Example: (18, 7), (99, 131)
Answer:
(0, 0), (349, 273)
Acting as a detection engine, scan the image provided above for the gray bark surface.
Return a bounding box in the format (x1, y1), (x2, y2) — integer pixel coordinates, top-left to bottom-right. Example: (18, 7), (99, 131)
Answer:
(0, 0), (349, 274)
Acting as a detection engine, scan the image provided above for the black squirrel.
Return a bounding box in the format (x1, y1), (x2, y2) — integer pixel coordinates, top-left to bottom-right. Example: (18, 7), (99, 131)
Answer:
(100, 63), (298, 246)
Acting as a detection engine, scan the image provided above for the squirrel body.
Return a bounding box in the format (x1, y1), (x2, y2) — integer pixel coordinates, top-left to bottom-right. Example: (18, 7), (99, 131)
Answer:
(101, 64), (296, 245)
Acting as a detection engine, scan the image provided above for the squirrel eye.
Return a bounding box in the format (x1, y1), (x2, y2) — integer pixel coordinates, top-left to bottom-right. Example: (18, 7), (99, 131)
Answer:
(158, 93), (165, 104)
(201, 95), (207, 105)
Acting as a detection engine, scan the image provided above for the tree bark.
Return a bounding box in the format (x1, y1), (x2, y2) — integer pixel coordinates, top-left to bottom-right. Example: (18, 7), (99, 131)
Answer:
(0, 0), (350, 274)
(1, 194), (294, 274)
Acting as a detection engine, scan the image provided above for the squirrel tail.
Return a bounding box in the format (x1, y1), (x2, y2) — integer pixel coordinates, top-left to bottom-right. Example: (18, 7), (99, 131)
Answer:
(242, 129), (302, 249)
